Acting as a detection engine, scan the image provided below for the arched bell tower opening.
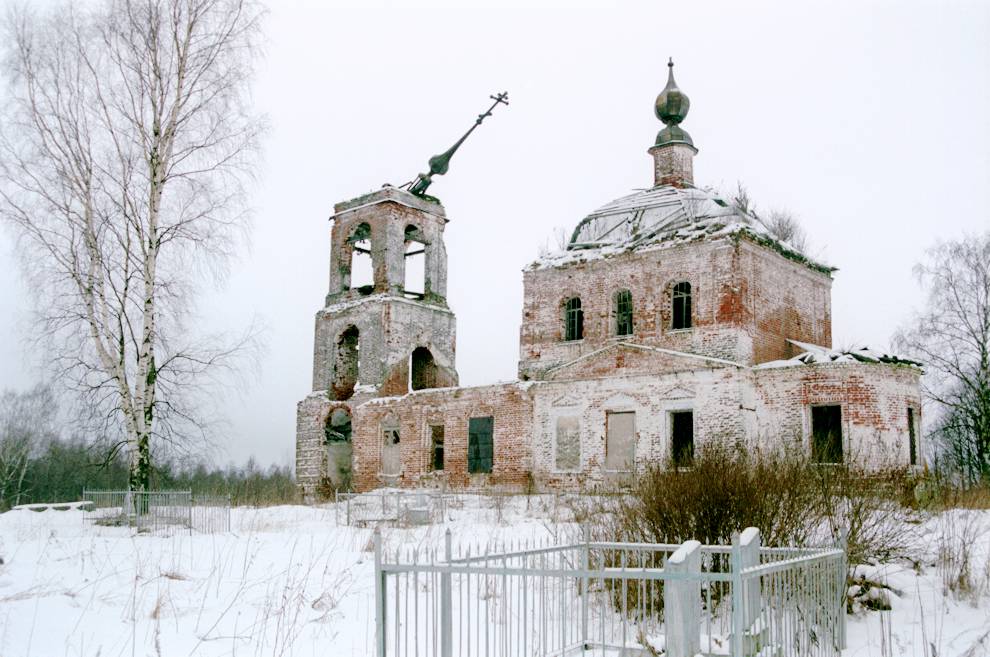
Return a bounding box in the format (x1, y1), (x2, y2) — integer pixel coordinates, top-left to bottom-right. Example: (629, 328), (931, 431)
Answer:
(403, 224), (426, 299)
(331, 325), (360, 400)
(348, 222), (374, 294)
(410, 346), (439, 391)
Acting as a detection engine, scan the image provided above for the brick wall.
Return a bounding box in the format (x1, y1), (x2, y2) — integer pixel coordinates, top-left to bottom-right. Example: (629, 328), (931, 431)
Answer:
(351, 383), (536, 492)
(519, 234), (832, 379)
(753, 362), (923, 467)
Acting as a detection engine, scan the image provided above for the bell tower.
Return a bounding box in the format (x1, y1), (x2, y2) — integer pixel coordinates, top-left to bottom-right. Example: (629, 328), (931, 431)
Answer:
(296, 92), (507, 499)
(313, 185), (459, 400)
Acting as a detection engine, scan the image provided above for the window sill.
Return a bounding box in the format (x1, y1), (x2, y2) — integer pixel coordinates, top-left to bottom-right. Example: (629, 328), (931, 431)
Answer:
(667, 328), (693, 334)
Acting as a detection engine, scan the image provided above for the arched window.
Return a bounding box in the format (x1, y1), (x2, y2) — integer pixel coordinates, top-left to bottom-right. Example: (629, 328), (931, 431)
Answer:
(349, 223), (373, 294)
(331, 326), (359, 400)
(614, 289), (633, 336)
(403, 224), (426, 299)
(564, 297), (584, 341)
(672, 282), (692, 330)
(410, 346), (438, 391)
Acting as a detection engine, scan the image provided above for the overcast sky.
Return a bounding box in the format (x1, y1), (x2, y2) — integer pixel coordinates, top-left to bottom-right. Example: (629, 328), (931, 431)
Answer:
(1, 0), (988, 469)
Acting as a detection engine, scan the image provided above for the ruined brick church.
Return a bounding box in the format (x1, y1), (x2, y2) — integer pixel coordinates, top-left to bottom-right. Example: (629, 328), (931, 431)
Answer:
(296, 63), (922, 499)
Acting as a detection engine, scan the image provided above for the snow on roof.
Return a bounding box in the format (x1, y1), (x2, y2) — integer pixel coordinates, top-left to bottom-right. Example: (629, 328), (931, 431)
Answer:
(754, 339), (922, 369)
(529, 185), (833, 273)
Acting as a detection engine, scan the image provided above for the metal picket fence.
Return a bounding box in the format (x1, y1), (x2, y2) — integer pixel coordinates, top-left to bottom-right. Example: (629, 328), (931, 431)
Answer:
(336, 490), (447, 526)
(374, 527), (846, 657)
(83, 490), (231, 534)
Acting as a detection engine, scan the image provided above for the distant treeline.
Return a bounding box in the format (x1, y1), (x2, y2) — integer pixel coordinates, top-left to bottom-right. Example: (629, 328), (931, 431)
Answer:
(7, 437), (297, 509)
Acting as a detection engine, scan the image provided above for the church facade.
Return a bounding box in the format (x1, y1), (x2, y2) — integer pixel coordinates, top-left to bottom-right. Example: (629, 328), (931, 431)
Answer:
(295, 64), (922, 499)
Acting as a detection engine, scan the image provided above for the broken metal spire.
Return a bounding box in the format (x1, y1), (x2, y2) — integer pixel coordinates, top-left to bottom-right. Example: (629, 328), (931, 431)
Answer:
(404, 92), (509, 197)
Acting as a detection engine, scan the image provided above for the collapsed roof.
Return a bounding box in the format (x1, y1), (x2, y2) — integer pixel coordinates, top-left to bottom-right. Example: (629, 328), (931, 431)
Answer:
(531, 185), (833, 274)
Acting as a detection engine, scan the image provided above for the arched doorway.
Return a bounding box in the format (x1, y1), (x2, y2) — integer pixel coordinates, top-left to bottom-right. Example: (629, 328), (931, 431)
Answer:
(324, 407), (352, 492)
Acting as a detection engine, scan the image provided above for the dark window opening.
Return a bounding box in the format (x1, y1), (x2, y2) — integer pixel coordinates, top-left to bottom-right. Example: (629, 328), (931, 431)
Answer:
(811, 405), (843, 464)
(325, 408), (352, 443)
(404, 225), (426, 300)
(605, 411), (635, 471)
(410, 347), (438, 391)
(615, 290), (634, 337)
(671, 410), (694, 467)
(349, 223), (373, 295)
(381, 426), (401, 475)
(468, 416), (494, 474)
(331, 326), (359, 401)
(430, 425), (445, 471)
(908, 407), (917, 466)
(564, 297), (584, 341)
(672, 281), (692, 330)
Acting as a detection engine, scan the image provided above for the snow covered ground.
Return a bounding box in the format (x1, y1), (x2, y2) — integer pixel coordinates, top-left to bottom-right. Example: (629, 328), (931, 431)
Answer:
(0, 495), (987, 656)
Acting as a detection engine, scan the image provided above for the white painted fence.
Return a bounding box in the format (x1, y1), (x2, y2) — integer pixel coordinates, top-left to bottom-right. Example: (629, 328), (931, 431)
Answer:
(374, 527), (846, 657)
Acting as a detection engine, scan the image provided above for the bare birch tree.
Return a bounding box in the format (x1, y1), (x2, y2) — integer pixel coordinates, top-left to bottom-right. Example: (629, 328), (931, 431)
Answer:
(894, 233), (990, 485)
(0, 0), (265, 491)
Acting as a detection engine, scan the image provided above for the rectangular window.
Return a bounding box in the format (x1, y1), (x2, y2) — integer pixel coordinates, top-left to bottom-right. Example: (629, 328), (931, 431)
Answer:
(430, 425), (445, 471)
(564, 298), (584, 341)
(907, 408), (917, 466)
(811, 405), (843, 464)
(672, 282), (692, 330)
(468, 416), (494, 474)
(555, 416), (581, 471)
(670, 410), (694, 467)
(605, 411), (635, 471)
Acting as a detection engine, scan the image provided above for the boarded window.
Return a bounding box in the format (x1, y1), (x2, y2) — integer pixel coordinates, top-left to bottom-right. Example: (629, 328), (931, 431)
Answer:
(907, 407), (917, 466)
(615, 290), (633, 336)
(811, 405), (843, 464)
(468, 416), (493, 474)
(564, 297), (584, 341)
(672, 282), (692, 330)
(555, 416), (581, 471)
(381, 426), (401, 475)
(670, 410), (694, 467)
(605, 411), (635, 471)
(430, 425), (445, 471)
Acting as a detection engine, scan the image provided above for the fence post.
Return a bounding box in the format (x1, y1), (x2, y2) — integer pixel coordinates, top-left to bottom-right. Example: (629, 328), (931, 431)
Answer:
(838, 527), (848, 649)
(441, 528), (452, 657)
(188, 492), (193, 536)
(730, 532), (744, 657)
(580, 524), (590, 649)
(374, 527), (386, 657)
(739, 527), (761, 630)
(664, 540), (701, 657)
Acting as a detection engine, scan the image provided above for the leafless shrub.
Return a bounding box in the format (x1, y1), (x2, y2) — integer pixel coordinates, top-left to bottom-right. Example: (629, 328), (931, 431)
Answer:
(936, 510), (989, 600)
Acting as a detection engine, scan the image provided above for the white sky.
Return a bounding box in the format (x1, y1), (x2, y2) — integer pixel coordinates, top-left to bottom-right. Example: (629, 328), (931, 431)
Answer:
(1, 0), (988, 469)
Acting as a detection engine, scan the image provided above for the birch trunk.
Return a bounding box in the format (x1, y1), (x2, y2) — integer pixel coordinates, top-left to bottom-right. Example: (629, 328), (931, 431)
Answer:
(0, 0), (265, 491)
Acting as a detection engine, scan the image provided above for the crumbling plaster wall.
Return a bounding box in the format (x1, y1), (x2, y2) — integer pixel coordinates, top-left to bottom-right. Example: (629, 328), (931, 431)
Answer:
(518, 235), (832, 379)
(530, 367), (753, 489)
(753, 363), (923, 467)
(327, 191), (449, 303)
(351, 383), (536, 492)
(311, 297), (458, 396)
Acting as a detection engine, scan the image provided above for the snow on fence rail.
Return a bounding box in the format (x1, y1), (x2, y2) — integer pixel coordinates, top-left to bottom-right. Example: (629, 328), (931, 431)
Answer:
(374, 527), (847, 657)
(83, 489), (230, 534)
